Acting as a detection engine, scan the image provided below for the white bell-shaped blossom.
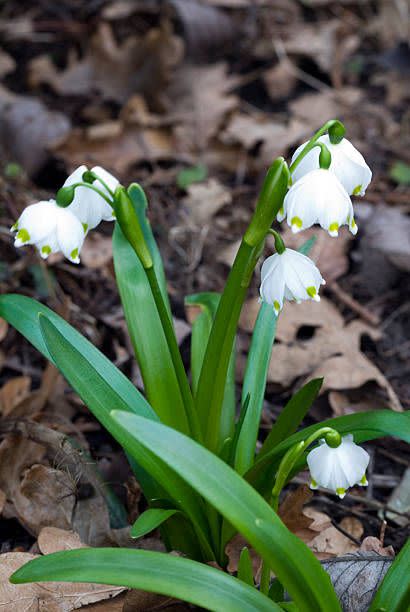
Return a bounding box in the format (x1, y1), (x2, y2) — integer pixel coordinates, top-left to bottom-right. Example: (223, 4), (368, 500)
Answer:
(307, 434), (370, 499)
(291, 134), (372, 196)
(63, 165), (118, 231)
(11, 200), (85, 264)
(259, 248), (325, 315)
(278, 168), (357, 237)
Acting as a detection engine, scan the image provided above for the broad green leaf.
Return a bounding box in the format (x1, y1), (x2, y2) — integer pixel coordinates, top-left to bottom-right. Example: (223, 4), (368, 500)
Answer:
(390, 161), (410, 186)
(186, 292), (236, 441)
(369, 538), (410, 612)
(38, 315), (214, 561)
(248, 410), (410, 496)
(111, 411), (341, 611)
(113, 207), (189, 433)
(131, 508), (178, 539)
(235, 303), (277, 474)
(10, 548), (280, 612)
(237, 547), (254, 586)
(259, 378), (323, 458)
(0, 294), (153, 421)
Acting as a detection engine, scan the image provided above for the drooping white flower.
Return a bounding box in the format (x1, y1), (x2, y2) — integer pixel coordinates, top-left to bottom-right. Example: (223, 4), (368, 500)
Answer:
(63, 165), (118, 231)
(278, 168), (357, 237)
(259, 248), (325, 315)
(291, 134), (372, 196)
(11, 200), (85, 263)
(307, 434), (370, 499)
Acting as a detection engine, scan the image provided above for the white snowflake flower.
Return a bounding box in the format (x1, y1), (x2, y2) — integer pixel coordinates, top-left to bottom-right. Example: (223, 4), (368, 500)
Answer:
(259, 248), (325, 315)
(307, 434), (370, 499)
(11, 200), (85, 263)
(291, 134), (372, 196)
(63, 165), (118, 231)
(278, 168), (357, 237)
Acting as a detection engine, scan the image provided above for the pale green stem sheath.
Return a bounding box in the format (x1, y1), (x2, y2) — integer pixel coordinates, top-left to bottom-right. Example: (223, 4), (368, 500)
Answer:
(289, 119), (344, 175)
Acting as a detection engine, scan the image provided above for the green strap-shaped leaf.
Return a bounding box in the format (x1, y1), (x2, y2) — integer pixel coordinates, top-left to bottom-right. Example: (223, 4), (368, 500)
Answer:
(111, 411), (341, 611)
(186, 292), (236, 441)
(248, 410), (410, 496)
(259, 378), (323, 458)
(237, 547), (254, 586)
(10, 548), (280, 612)
(369, 538), (410, 612)
(113, 214), (189, 434)
(235, 302), (277, 474)
(131, 508), (179, 539)
(38, 315), (214, 561)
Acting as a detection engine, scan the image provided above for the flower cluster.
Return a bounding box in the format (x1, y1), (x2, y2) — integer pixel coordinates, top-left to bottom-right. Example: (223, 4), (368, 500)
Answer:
(11, 165), (118, 264)
(260, 133), (372, 314)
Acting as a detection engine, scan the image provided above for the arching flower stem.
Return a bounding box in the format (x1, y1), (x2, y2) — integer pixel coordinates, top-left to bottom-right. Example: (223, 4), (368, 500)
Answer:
(289, 119), (345, 175)
(82, 171), (116, 198)
(56, 182), (114, 208)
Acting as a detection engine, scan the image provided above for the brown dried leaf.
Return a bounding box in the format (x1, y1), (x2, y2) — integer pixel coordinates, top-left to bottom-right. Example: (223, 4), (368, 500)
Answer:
(38, 527), (87, 555)
(0, 376), (31, 417)
(55, 124), (173, 176)
(225, 534), (260, 576)
(0, 489), (6, 514)
(290, 88), (363, 130)
(359, 536), (394, 557)
(240, 296), (400, 408)
(169, 62), (239, 152)
(0, 552), (125, 611)
(0, 317), (8, 342)
(13, 464), (75, 535)
(279, 486), (317, 543)
(307, 513), (363, 559)
(182, 178), (232, 225)
(0, 435), (46, 502)
(28, 22), (183, 108)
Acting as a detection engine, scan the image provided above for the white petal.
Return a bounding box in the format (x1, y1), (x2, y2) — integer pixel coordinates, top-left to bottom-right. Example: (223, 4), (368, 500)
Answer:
(55, 208), (85, 263)
(15, 201), (58, 244)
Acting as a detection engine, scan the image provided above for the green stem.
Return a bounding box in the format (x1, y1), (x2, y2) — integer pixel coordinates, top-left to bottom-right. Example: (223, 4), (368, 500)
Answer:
(289, 119), (344, 175)
(73, 182), (114, 206)
(196, 240), (256, 453)
(145, 266), (203, 444)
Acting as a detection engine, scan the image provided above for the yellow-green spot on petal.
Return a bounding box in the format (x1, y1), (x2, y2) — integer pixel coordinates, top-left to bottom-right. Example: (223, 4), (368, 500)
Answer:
(41, 245), (51, 256)
(359, 474), (368, 485)
(310, 479), (318, 489)
(329, 222), (339, 234)
(306, 286), (317, 299)
(353, 184), (362, 195)
(11, 221), (19, 231)
(112, 210), (116, 218)
(278, 206), (284, 216)
(290, 216), (302, 229)
(82, 223), (88, 234)
(70, 248), (79, 260)
(273, 300), (281, 313)
(336, 487), (346, 497)
(350, 218), (357, 229)
(16, 228), (30, 243)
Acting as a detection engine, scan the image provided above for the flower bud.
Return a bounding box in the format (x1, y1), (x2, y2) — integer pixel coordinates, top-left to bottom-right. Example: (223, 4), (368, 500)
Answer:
(113, 186), (153, 269)
(56, 185), (76, 207)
